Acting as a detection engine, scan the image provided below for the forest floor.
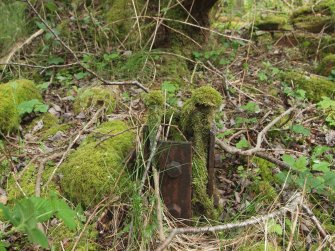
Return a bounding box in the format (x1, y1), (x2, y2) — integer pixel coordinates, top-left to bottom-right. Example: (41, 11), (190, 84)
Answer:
(0, 1), (335, 250)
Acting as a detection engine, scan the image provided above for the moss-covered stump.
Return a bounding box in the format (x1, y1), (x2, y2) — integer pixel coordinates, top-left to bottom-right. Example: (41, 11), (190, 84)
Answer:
(317, 54), (335, 77)
(0, 79), (41, 133)
(291, 0), (335, 33)
(74, 86), (116, 114)
(181, 86), (222, 218)
(255, 15), (291, 31)
(59, 120), (135, 208)
(281, 71), (335, 102)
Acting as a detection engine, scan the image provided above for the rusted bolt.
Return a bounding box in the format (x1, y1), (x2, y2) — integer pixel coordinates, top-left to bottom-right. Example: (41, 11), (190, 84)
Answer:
(166, 161), (182, 178)
(168, 204), (182, 218)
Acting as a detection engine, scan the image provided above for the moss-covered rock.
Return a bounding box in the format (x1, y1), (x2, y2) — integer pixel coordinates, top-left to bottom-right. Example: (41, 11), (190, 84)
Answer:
(59, 120), (135, 208)
(0, 79), (42, 133)
(281, 71), (335, 102)
(74, 86), (116, 114)
(255, 15), (291, 31)
(181, 86), (222, 218)
(317, 54), (335, 77)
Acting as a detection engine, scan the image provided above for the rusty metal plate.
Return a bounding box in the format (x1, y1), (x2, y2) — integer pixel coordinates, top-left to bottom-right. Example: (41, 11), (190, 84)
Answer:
(157, 141), (192, 220)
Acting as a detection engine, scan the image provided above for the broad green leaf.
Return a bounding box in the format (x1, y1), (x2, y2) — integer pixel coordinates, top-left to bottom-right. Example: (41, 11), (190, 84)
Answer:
(282, 154), (295, 167)
(268, 219), (283, 236)
(74, 72), (88, 80)
(161, 81), (179, 93)
(293, 156), (308, 172)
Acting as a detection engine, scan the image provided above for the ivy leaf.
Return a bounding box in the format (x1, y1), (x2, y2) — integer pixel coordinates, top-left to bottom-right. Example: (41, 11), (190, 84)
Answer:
(236, 138), (249, 149)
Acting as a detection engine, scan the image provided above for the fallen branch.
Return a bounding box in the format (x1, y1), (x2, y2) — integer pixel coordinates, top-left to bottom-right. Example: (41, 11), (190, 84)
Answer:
(216, 107), (295, 170)
(0, 62), (79, 70)
(0, 29), (44, 71)
(24, 0), (149, 93)
(156, 192), (302, 251)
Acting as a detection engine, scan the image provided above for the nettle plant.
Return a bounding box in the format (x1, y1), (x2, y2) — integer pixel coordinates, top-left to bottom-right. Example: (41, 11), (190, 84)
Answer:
(276, 146), (335, 197)
(317, 96), (335, 127)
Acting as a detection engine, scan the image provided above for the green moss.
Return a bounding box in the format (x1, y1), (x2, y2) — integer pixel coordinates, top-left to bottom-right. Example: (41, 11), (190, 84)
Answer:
(291, 0), (335, 33)
(59, 120), (135, 208)
(255, 15), (290, 31)
(293, 15), (335, 33)
(0, 79), (41, 133)
(49, 222), (98, 250)
(28, 113), (71, 140)
(143, 90), (165, 143)
(252, 157), (276, 183)
(317, 54), (335, 77)
(281, 71), (335, 102)
(74, 86), (116, 114)
(6, 164), (59, 202)
(180, 86), (222, 218)
(250, 181), (277, 202)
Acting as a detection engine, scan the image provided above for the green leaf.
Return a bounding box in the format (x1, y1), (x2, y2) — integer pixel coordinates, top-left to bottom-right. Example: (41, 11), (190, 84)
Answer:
(47, 56), (64, 65)
(268, 219), (283, 236)
(51, 198), (77, 230)
(240, 101), (260, 113)
(282, 154), (295, 167)
(74, 72), (88, 80)
(293, 156), (308, 172)
(291, 124), (310, 136)
(26, 227), (49, 248)
(17, 99), (48, 116)
(217, 130), (235, 139)
(312, 161), (330, 173)
(236, 138), (249, 149)
(0, 241), (8, 251)
(161, 81), (179, 94)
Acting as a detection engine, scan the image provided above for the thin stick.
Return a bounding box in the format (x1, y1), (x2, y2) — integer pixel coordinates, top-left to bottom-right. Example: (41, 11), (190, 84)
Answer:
(140, 126), (162, 193)
(153, 166), (165, 241)
(156, 193), (302, 251)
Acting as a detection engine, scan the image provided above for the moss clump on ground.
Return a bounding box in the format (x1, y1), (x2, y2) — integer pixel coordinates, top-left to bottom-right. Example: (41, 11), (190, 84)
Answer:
(49, 222), (98, 250)
(281, 71), (335, 102)
(180, 86), (222, 218)
(317, 54), (335, 77)
(6, 164), (58, 202)
(252, 157), (276, 183)
(74, 86), (116, 114)
(28, 113), (70, 140)
(0, 79), (42, 133)
(59, 120), (135, 208)
(255, 15), (291, 31)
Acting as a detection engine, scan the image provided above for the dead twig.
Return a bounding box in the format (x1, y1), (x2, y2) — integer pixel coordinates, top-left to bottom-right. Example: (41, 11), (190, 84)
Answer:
(156, 193), (302, 251)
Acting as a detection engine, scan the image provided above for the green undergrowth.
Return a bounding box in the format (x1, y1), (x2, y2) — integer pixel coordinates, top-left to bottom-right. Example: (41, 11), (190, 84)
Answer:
(49, 222), (98, 250)
(74, 86), (116, 114)
(6, 164), (59, 203)
(281, 71), (335, 102)
(59, 120), (135, 208)
(181, 86), (222, 219)
(317, 54), (335, 77)
(0, 1), (27, 57)
(0, 79), (42, 133)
